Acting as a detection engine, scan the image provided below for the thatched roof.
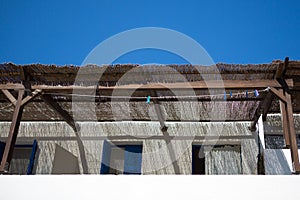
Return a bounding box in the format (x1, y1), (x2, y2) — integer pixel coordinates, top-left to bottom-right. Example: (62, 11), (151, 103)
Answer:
(0, 61), (300, 122)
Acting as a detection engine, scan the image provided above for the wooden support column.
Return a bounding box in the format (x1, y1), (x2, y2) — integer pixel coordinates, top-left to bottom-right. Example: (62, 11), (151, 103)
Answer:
(279, 97), (290, 148)
(285, 93), (300, 173)
(0, 89), (24, 173)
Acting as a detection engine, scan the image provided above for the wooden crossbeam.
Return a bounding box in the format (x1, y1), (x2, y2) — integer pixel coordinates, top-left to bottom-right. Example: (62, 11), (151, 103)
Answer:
(1, 89), (42, 107)
(268, 87), (287, 103)
(0, 90), (24, 173)
(0, 84), (24, 90)
(21, 89), (42, 106)
(0, 79), (294, 91)
(1, 89), (17, 105)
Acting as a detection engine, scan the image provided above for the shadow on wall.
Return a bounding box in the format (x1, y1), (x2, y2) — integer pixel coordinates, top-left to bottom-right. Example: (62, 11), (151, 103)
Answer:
(264, 149), (291, 175)
(52, 144), (80, 174)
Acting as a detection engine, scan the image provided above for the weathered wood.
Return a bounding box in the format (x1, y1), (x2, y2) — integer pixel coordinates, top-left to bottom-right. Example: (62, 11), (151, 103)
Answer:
(0, 89), (24, 173)
(1, 89), (17, 105)
(1, 87), (41, 107)
(285, 93), (300, 173)
(0, 84), (24, 90)
(268, 87), (287, 103)
(280, 98), (290, 147)
(21, 89), (42, 106)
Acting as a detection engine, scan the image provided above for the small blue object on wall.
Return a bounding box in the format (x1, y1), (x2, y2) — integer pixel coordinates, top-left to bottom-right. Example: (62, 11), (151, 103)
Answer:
(146, 96), (151, 103)
(223, 92), (227, 100)
(254, 89), (259, 97)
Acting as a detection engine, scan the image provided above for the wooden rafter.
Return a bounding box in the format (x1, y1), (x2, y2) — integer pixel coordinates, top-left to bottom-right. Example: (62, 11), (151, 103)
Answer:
(1, 89), (17, 105)
(268, 87), (287, 103)
(1, 89), (42, 106)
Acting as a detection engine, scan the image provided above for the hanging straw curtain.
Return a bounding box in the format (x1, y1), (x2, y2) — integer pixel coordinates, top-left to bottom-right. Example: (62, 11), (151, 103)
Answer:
(205, 145), (242, 175)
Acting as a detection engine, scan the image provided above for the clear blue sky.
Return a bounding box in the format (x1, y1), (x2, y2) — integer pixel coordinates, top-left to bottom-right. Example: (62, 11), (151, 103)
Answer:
(0, 0), (299, 65)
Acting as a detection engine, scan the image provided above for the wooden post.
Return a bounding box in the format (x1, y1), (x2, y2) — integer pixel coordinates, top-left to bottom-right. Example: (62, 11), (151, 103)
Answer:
(285, 94), (300, 173)
(0, 89), (24, 173)
(279, 100), (290, 148)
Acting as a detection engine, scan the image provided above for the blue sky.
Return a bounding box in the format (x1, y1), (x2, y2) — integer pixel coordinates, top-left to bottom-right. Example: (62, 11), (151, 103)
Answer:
(0, 0), (299, 65)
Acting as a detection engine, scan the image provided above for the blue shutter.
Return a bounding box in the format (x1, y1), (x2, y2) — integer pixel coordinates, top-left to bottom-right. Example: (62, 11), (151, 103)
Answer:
(0, 141), (5, 161)
(27, 140), (38, 175)
(100, 140), (112, 174)
(124, 145), (142, 174)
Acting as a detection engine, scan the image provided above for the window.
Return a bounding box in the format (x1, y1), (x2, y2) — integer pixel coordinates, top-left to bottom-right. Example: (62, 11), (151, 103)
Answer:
(192, 144), (242, 175)
(265, 134), (300, 149)
(192, 145), (205, 174)
(100, 140), (143, 175)
(0, 140), (38, 175)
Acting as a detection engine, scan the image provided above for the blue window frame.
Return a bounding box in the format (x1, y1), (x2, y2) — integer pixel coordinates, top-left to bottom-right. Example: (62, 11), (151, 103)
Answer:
(0, 140), (38, 175)
(100, 140), (142, 175)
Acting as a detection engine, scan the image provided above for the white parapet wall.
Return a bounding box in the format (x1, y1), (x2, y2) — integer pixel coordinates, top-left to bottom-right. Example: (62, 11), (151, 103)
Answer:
(0, 175), (300, 200)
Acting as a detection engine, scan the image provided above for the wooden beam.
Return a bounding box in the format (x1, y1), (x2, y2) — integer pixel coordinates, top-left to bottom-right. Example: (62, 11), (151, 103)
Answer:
(285, 93), (300, 173)
(1, 89), (17, 106)
(0, 79), (293, 91)
(41, 94), (78, 132)
(1, 89), (42, 107)
(0, 83), (24, 90)
(268, 87), (287, 103)
(0, 89), (24, 173)
(280, 100), (290, 147)
(21, 89), (42, 106)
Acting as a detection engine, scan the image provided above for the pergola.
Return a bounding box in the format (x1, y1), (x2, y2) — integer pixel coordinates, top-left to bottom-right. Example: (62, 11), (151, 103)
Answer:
(0, 57), (299, 174)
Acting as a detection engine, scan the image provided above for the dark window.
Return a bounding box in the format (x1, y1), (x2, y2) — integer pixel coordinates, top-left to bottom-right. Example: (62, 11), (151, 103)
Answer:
(192, 145), (205, 174)
(100, 140), (143, 175)
(0, 140), (38, 175)
(265, 135), (300, 149)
